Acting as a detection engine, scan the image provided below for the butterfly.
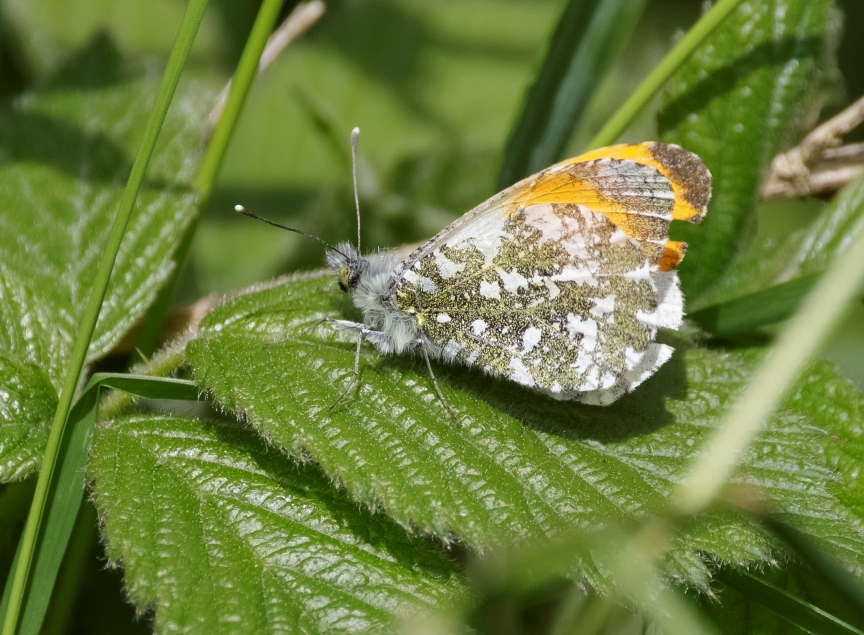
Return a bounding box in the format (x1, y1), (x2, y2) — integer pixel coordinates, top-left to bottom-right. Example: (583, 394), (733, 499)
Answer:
(239, 135), (711, 412)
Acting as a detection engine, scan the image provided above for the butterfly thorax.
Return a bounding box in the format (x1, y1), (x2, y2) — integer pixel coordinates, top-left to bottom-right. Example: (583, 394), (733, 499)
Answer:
(326, 242), (422, 354)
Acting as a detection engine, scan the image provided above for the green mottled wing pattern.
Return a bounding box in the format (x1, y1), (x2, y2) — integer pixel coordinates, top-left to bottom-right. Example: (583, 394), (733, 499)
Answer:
(393, 202), (680, 405)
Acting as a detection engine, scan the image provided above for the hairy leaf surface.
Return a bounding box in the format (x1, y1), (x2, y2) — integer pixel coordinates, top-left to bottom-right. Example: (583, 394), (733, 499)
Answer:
(0, 48), (209, 481)
(186, 273), (864, 588)
(658, 0), (839, 296)
(88, 414), (466, 635)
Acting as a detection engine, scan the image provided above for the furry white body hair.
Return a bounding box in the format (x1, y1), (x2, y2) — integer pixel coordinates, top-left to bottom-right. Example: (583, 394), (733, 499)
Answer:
(325, 242), (442, 358)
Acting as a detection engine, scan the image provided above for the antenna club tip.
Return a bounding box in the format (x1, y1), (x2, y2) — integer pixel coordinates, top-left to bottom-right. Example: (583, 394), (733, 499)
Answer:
(351, 127), (360, 138)
(234, 204), (246, 213)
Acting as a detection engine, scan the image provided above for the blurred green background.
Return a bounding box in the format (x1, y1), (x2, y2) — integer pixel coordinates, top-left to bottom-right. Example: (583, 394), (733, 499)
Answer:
(1, 2), (863, 630)
(2, 0), (862, 376)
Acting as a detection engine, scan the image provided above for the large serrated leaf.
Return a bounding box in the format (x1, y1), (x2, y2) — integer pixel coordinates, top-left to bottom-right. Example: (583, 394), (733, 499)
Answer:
(0, 42), (210, 482)
(185, 273), (864, 588)
(658, 0), (839, 297)
(87, 413), (467, 635)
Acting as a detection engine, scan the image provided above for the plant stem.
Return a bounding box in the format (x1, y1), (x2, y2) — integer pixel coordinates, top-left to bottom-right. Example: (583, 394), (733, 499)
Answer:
(587, 0), (747, 149)
(0, 1), (209, 633)
(134, 0), (289, 358)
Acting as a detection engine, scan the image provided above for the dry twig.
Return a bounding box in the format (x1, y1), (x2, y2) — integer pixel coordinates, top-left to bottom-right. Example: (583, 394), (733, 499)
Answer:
(761, 95), (864, 198)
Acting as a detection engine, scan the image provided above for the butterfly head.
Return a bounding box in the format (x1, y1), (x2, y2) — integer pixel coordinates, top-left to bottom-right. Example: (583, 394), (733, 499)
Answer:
(326, 242), (368, 292)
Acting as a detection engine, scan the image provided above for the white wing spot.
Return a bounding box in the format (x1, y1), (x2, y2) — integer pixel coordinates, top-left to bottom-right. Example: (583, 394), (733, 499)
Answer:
(434, 251), (465, 279)
(521, 327), (542, 352)
(566, 314), (598, 352)
(522, 204), (591, 258)
(589, 294), (616, 318)
(471, 319), (488, 335)
(479, 280), (501, 299)
(509, 357), (535, 387)
(497, 268), (528, 294)
(443, 211), (510, 263)
(403, 269), (438, 293)
(419, 276), (437, 292)
(436, 314), (452, 323)
(544, 278), (561, 299)
(551, 265), (598, 287)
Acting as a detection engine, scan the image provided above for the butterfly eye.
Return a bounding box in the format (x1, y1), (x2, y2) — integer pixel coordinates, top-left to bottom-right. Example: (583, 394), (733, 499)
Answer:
(338, 265), (351, 292)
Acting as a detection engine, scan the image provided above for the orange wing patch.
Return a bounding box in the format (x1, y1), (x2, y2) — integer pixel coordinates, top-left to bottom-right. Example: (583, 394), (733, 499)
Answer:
(569, 142), (711, 223)
(506, 142), (711, 271)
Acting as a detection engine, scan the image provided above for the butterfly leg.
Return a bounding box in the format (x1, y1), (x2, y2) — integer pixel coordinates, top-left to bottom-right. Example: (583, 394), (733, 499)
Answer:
(417, 340), (458, 425)
(301, 316), (332, 335)
(263, 316), (332, 348)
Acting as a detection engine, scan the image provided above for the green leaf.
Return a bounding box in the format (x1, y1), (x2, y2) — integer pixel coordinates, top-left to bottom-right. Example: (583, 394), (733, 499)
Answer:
(688, 274), (819, 336)
(658, 0), (840, 296)
(786, 361), (864, 538)
(1, 374), (199, 635)
(0, 40), (210, 482)
(0, 359), (56, 483)
(87, 413), (467, 635)
(496, 0), (647, 189)
(714, 565), (864, 635)
(780, 172), (864, 280)
(185, 273), (864, 589)
(702, 561), (864, 635)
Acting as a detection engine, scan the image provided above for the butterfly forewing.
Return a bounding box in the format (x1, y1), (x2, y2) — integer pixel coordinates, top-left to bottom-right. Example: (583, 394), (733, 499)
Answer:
(384, 142), (712, 404)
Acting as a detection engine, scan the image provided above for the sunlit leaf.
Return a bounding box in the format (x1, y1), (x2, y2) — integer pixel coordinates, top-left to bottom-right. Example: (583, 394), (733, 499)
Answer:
(88, 413), (467, 635)
(186, 273), (864, 589)
(658, 0), (840, 296)
(0, 39), (210, 482)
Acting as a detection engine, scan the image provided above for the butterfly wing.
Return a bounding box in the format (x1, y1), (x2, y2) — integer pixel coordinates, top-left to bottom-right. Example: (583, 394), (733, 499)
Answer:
(392, 142), (710, 404)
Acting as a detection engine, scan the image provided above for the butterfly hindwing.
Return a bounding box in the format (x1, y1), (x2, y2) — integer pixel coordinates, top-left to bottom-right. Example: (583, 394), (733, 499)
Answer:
(394, 202), (681, 404)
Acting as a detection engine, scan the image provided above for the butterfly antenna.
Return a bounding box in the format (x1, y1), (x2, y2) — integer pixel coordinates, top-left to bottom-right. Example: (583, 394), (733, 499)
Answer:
(350, 127), (361, 253)
(234, 205), (348, 259)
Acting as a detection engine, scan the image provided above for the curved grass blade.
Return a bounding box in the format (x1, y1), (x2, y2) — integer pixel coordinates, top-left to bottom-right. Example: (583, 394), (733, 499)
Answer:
(0, 375), (198, 635)
(587, 0), (746, 149)
(715, 566), (864, 635)
(689, 273), (822, 336)
(766, 517), (864, 616)
(496, 0), (647, 189)
(134, 0), (289, 358)
(0, 0), (209, 631)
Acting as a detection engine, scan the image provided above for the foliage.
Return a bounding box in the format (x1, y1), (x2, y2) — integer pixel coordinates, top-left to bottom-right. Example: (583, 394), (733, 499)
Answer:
(1, 0), (863, 634)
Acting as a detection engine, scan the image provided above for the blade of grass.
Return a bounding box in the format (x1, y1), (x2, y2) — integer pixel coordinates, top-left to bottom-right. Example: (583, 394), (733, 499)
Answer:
(134, 0), (290, 358)
(0, 0), (210, 631)
(688, 274), (822, 336)
(766, 518), (864, 615)
(496, 0), (647, 189)
(674, 218), (864, 515)
(0, 376), (197, 634)
(37, 502), (97, 635)
(0, 375), (198, 635)
(715, 566), (864, 635)
(587, 0), (746, 149)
